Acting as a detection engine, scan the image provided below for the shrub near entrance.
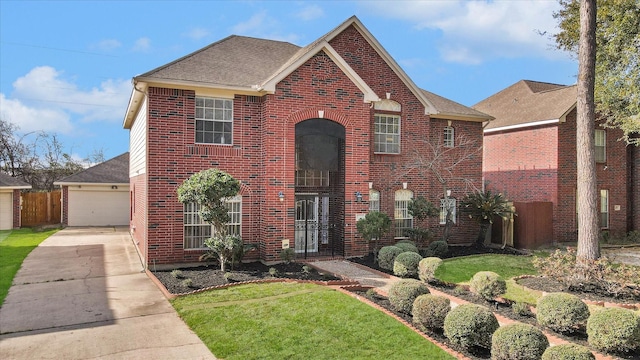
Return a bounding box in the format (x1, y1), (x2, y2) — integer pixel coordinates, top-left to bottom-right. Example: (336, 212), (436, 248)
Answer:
(537, 293), (590, 333)
(587, 307), (640, 353)
(378, 246), (403, 270)
(491, 323), (549, 360)
(388, 279), (430, 314)
(393, 251), (422, 277)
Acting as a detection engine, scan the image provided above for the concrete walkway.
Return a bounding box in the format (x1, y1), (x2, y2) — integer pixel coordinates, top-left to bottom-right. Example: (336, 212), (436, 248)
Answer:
(0, 227), (215, 360)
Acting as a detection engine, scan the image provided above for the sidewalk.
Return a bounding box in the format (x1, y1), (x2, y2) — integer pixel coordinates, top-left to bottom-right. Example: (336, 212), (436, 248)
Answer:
(310, 259), (618, 360)
(0, 227), (215, 360)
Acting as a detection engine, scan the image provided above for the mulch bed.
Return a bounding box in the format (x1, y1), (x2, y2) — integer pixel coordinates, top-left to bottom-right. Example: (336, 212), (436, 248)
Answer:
(152, 261), (340, 295)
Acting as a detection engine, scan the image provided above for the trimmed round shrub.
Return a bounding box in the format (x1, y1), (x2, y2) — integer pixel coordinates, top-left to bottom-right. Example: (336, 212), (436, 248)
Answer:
(443, 303), (499, 349)
(388, 279), (430, 314)
(469, 271), (507, 301)
(536, 293), (590, 333)
(395, 241), (419, 254)
(491, 323), (549, 360)
(412, 294), (450, 330)
(393, 251), (423, 277)
(587, 307), (640, 353)
(418, 257), (442, 282)
(541, 344), (595, 360)
(378, 246), (403, 270)
(424, 240), (448, 258)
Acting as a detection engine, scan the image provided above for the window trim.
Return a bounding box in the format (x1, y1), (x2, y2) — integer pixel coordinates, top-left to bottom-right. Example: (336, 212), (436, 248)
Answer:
(394, 189), (413, 237)
(195, 96), (234, 145)
(595, 129), (606, 163)
(183, 195), (242, 250)
(600, 189), (609, 229)
(374, 114), (401, 154)
(444, 126), (455, 148)
(369, 189), (380, 212)
(439, 198), (457, 225)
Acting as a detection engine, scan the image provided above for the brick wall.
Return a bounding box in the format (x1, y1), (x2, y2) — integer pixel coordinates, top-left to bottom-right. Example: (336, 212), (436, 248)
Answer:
(60, 186), (68, 226)
(484, 108), (631, 244)
(632, 144), (640, 231)
(141, 25), (486, 264)
(12, 189), (21, 228)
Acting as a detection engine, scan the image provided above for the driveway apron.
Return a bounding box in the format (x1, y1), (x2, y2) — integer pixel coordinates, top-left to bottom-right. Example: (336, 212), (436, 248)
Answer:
(0, 227), (215, 360)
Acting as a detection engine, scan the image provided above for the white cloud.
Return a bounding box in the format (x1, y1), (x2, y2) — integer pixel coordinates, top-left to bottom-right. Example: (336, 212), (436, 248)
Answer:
(0, 66), (131, 134)
(296, 5), (324, 21)
(132, 37), (151, 52)
(94, 39), (122, 51)
(231, 11), (300, 44)
(366, 0), (564, 64)
(184, 27), (210, 40)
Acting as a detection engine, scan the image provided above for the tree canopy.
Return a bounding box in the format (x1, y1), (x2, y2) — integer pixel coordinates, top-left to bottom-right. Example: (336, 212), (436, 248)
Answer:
(554, 0), (640, 145)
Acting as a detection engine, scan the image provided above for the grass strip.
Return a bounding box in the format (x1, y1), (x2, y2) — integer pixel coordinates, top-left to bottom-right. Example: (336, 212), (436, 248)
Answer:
(0, 228), (58, 306)
(172, 282), (455, 360)
(435, 254), (538, 284)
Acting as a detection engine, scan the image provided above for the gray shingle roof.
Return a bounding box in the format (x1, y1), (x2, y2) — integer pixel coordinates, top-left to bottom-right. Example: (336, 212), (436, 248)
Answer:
(474, 80), (577, 130)
(0, 172), (31, 188)
(137, 36), (301, 88)
(421, 89), (492, 119)
(130, 16), (489, 123)
(56, 152), (129, 184)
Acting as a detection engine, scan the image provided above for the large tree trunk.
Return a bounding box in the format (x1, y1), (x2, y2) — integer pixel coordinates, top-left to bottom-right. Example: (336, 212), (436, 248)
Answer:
(576, 0), (600, 260)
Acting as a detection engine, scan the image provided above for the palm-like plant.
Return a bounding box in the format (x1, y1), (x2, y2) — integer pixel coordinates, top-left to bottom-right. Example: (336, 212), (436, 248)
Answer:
(461, 190), (515, 246)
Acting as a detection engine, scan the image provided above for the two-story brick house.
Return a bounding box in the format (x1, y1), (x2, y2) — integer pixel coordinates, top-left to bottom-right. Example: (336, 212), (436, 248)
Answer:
(123, 16), (492, 267)
(476, 80), (639, 244)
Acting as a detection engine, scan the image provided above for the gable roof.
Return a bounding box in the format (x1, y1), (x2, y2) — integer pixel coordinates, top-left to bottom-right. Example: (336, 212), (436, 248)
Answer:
(0, 172), (31, 189)
(474, 80), (577, 132)
(421, 89), (493, 121)
(124, 16), (491, 128)
(54, 152), (129, 185)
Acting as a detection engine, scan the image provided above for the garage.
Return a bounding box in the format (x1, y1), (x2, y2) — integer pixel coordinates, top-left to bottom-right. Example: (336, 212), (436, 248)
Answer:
(67, 185), (129, 226)
(55, 153), (130, 227)
(0, 173), (32, 230)
(0, 191), (12, 230)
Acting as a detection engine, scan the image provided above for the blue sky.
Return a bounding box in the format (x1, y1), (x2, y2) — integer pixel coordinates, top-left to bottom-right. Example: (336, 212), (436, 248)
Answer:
(0, 0), (577, 162)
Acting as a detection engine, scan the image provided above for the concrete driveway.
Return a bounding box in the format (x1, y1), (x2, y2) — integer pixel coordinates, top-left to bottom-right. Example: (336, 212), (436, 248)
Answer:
(603, 246), (640, 266)
(0, 227), (215, 359)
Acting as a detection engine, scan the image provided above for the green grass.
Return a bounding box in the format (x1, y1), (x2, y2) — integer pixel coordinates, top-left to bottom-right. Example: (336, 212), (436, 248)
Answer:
(172, 282), (455, 360)
(0, 228), (58, 306)
(434, 254), (538, 284)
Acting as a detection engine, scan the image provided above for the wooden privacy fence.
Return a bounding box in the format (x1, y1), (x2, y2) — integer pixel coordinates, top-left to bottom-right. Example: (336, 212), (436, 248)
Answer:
(491, 201), (554, 249)
(21, 191), (61, 226)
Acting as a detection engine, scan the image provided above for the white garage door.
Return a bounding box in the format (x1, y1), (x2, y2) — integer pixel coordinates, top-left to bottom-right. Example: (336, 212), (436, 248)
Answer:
(68, 187), (129, 226)
(0, 192), (13, 230)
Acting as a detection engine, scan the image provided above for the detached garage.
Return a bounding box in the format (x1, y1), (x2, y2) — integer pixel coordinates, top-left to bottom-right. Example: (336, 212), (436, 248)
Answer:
(0, 173), (31, 230)
(55, 153), (129, 227)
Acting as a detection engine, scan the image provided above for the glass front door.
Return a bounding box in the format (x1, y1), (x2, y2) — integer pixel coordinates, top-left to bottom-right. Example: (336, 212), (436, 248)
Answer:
(295, 195), (319, 254)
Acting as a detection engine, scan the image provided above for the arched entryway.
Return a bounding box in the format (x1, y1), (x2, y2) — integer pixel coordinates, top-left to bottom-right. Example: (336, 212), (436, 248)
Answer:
(294, 119), (345, 258)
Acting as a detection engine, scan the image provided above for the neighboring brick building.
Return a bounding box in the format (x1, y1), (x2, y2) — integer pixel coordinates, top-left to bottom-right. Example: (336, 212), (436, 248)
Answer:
(476, 80), (638, 244)
(0, 172), (31, 230)
(123, 16), (492, 267)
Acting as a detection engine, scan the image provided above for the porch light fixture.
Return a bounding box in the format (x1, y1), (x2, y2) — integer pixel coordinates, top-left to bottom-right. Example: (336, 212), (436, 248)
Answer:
(278, 191), (285, 202)
(111, 185), (118, 190)
(446, 189), (452, 197)
(354, 191), (363, 202)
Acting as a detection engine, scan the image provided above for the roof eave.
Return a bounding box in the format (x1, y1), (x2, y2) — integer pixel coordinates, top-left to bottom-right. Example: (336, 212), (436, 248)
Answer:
(431, 113), (494, 122)
(0, 185), (32, 190)
(53, 182), (130, 187)
(123, 80), (147, 129)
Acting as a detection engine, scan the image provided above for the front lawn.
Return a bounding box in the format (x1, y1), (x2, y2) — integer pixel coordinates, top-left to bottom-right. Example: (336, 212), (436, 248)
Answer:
(435, 254), (538, 284)
(172, 282), (455, 360)
(435, 254), (540, 304)
(0, 228), (58, 306)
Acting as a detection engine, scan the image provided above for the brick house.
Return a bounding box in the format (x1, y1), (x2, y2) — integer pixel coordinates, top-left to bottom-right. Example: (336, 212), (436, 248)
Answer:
(123, 16), (492, 267)
(476, 80), (639, 244)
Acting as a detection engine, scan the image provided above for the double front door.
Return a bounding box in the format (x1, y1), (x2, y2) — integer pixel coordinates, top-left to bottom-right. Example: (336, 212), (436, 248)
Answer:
(294, 194), (329, 254)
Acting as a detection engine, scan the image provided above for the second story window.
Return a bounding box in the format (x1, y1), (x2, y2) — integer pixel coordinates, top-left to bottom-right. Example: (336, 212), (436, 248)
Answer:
(374, 114), (400, 154)
(595, 129), (606, 163)
(444, 126), (455, 148)
(195, 97), (233, 145)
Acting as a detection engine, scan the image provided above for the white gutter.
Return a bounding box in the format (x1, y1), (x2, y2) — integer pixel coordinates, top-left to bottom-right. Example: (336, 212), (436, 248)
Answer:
(484, 119), (560, 133)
